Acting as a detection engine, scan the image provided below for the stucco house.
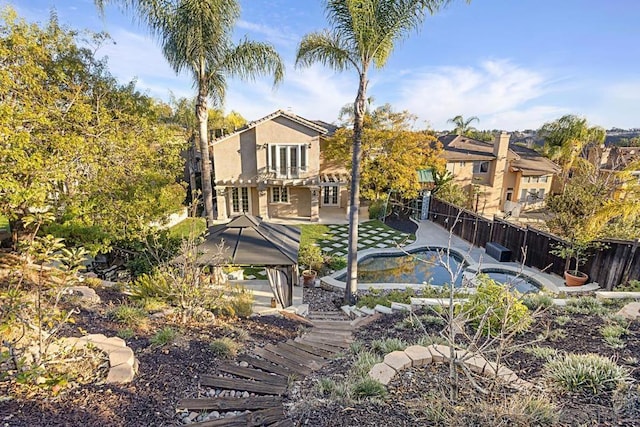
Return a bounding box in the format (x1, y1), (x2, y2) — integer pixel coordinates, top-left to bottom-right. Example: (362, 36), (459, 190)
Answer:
(209, 110), (350, 222)
(439, 132), (561, 217)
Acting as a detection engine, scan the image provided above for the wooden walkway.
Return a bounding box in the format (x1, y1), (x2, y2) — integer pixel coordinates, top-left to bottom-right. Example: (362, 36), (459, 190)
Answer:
(176, 311), (379, 426)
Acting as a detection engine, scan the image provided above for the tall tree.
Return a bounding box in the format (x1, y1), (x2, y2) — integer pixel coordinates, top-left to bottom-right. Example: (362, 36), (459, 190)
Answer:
(0, 8), (185, 251)
(538, 114), (606, 182)
(96, 0), (284, 224)
(296, 0), (459, 304)
(447, 114), (479, 135)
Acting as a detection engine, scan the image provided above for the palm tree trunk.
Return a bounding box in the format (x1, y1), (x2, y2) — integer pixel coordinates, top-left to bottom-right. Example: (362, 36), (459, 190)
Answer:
(345, 71), (368, 304)
(196, 80), (215, 225)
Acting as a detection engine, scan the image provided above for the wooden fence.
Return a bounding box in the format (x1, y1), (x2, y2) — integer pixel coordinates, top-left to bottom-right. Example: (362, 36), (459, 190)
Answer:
(429, 198), (640, 290)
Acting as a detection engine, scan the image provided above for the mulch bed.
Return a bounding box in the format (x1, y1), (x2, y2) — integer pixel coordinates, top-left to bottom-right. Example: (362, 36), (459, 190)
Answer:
(3, 284), (640, 427)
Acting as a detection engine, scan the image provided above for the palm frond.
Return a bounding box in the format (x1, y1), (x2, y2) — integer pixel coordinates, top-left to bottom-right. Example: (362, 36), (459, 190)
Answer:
(295, 31), (357, 72)
(221, 39), (284, 85)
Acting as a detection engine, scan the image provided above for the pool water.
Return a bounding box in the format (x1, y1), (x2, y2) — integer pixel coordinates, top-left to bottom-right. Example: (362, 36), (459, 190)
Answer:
(339, 249), (465, 286)
(481, 269), (541, 294)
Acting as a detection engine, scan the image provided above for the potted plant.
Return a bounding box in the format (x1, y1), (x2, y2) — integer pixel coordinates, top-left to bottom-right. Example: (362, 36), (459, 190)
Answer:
(298, 244), (324, 288)
(551, 240), (591, 286)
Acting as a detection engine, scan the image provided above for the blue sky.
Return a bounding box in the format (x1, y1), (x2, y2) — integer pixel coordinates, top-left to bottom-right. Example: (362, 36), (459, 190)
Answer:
(5, 0), (640, 130)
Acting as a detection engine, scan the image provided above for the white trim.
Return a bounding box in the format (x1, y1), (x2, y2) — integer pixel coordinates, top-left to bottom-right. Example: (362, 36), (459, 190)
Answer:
(270, 186), (290, 204)
(322, 185), (340, 207)
(267, 143), (308, 178)
(229, 186), (252, 214)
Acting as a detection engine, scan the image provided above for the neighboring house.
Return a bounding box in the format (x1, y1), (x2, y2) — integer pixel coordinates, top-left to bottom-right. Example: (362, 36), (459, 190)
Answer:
(209, 110), (350, 221)
(439, 132), (561, 217)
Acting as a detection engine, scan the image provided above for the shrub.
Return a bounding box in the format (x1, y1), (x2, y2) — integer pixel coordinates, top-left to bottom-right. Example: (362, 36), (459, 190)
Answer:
(150, 327), (177, 346)
(328, 256), (347, 271)
(367, 199), (387, 220)
(352, 377), (387, 398)
(564, 297), (608, 315)
(544, 353), (629, 394)
(298, 244), (324, 271)
(129, 270), (173, 300)
(356, 288), (415, 308)
(371, 338), (408, 355)
(601, 324), (627, 349)
(523, 345), (558, 361)
(83, 277), (104, 288)
(555, 315), (570, 326)
(461, 280), (532, 336)
(140, 297), (169, 313)
(228, 286), (254, 318)
(117, 328), (135, 340)
(521, 293), (554, 311)
(210, 337), (240, 359)
(316, 377), (337, 396)
(352, 350), (383, 378)
(110, 304), (148, 329)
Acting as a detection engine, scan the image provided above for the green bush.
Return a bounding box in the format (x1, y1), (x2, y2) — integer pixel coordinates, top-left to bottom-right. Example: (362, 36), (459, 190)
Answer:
(544, 353), (629, 394)
(601, 324), (627, 349)
(328, 256), (347, 271)
(352, 350), (383, 378)
(210, 337), (240, 358)
(109, 304), (148, 329)
(371, 338), (408, 355)
(298, 244), (324, 271)
(356, 287), (415, 308)
(523, 345), (558, 361)
(521, 293), (554, 311)
(461, 280), (532, 336)
(130, 270), (173, 300)
(150, 327), (177, 346)
(367, 199), (387, 220)
(352, 377), (387, 398)
(564, 297), (608, 315)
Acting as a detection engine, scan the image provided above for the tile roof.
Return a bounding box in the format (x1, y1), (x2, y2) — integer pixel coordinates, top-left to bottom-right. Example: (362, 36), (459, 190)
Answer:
(209, 109), (329, 146)
(438, 134), (561, 175)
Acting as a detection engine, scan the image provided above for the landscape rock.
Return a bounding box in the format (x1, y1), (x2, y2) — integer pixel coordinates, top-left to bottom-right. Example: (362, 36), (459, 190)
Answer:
(383, 350), (412, 371)
(368, 362), (396, 385)
(403, 345), (432, 367)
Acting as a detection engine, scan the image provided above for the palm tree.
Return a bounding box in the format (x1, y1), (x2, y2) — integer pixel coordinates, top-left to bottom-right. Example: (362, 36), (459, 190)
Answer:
(538, 114), (606, 182)
(447, 115), (479, 135)
(95, 0), (284, 225)
(296, 0), (456, 304)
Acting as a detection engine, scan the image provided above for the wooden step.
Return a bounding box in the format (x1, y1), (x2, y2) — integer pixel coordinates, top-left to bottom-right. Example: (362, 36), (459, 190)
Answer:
(253, 347), (312, 376)
(300, 335), (352, 349)
(305, 331), (354, 342)
(286, 340), (336, 358)
(217, 363), (287, 386)
(177, 396), (282, 411)
(294, 337), (346, 353)
(264, 344), (323, 370)
(276, 342), (327, 365)
(311, 320), (354, 330)
(189, 406), (285, 426)
(237, 355), (294, 378)
(200, 375), (287, 396)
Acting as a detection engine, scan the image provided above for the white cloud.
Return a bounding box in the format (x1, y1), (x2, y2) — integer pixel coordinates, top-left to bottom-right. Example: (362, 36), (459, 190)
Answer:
(95, 28), (193, 100)
(389, 60), (564, 130)
(225, 62), (355, 122)
(236, 19), (298, 48)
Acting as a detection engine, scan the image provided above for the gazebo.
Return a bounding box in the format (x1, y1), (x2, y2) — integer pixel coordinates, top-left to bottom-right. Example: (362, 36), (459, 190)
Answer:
(191, 214), (300, 307)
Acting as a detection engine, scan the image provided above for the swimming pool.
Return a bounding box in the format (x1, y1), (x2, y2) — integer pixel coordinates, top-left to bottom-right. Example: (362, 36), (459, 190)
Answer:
(337, 248), (466, 286)
(479, 268), (542, 294)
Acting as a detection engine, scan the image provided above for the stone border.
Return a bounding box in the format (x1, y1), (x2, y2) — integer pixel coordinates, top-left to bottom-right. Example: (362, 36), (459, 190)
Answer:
(60, 333), (138, 383)
(368, 344), (531, 391)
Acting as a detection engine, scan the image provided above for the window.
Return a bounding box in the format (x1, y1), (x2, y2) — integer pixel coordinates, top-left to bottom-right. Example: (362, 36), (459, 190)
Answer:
(460, 161), (466, 167)
(267, 144), (308, 178)
(322, 186), (339, 206)
(520, 188), (545, 204)
(539, 175), (548, 183)
(271, 186), (289, 203)
(473, 161), (490, 174)
(523, 176), (530, 183)
(231, 187), (250, 214)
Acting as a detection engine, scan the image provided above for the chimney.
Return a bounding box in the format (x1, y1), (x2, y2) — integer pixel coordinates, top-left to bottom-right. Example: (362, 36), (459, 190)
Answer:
(493, 131), (510, 159)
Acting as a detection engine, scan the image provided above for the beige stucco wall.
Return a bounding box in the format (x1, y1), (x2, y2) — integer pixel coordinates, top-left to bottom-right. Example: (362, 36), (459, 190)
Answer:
(255, 117), (321, 177)
(268, 186), (311, 218)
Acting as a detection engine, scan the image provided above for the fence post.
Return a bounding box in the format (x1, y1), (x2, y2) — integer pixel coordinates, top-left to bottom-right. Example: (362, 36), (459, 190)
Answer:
(522, 225), (529, 264)
(620, 239), (640, 286)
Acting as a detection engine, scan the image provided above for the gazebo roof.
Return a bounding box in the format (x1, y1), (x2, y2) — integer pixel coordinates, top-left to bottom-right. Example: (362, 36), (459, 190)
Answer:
(193, 214), (300, 266)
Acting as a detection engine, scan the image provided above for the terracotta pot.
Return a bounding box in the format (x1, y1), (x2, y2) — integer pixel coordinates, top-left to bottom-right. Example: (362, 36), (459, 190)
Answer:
(302, 270), (317, 288)
(564, 270), (588, 287)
